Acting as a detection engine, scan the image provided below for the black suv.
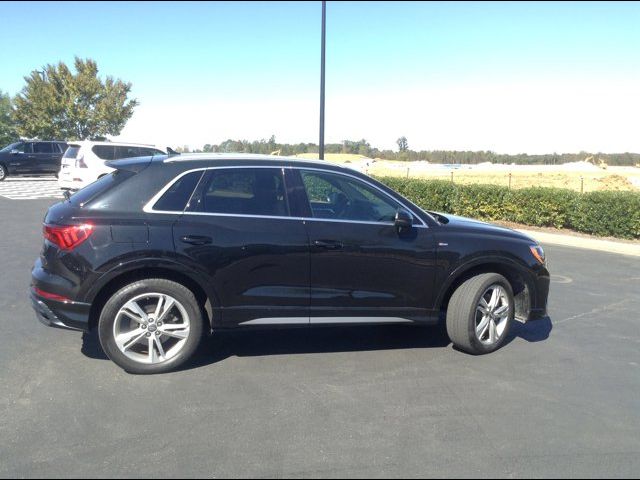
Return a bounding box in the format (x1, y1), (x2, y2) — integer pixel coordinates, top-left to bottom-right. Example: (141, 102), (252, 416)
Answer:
(0, 140), (68, 180)
(31, 154), (550, 374)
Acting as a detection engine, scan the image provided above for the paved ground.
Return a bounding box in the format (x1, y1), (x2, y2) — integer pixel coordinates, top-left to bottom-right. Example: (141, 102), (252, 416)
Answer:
(0, 193), (639, 478)
(0, 177), (63, 200)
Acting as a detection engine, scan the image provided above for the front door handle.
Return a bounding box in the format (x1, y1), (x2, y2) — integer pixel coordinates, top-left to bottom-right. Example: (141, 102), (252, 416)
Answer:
(180, 235), (212, 245)
(313, 240), (343, 250)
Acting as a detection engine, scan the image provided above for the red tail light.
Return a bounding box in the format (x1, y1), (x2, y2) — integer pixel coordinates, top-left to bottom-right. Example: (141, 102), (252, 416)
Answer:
(43, 224), (94, 250)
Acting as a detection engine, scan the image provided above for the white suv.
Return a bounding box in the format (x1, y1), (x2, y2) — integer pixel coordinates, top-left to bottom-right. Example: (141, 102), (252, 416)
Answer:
(58, 141), (166, 190)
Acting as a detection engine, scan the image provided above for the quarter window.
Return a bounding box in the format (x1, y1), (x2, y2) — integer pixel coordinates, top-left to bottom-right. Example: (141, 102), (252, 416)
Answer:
(153, 171), (204, 212)
(300, 170), (400, 223)
(196, 168), (288, 217)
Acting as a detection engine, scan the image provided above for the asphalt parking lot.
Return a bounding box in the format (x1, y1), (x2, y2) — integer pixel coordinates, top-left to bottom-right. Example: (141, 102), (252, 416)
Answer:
(0, 184), (639, 478)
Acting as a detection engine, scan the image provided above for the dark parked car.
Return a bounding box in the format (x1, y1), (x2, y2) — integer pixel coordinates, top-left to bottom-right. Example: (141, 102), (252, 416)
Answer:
(0, 140), (68, 180)
(31, 154), (550, 374)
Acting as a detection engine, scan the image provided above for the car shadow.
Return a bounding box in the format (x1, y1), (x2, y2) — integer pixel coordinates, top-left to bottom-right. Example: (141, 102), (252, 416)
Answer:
(80, 316), (553, 371)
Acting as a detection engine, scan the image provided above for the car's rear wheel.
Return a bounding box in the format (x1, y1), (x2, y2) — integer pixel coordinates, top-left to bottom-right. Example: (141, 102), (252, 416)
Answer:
(446, 273), (514, 354)
(0, 164), (7, 181)
(98, 278), (203, 374)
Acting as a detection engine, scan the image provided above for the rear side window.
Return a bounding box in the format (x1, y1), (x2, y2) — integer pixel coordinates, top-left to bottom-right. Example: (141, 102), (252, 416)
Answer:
(70, 170), (135, 206)
(153, 171), (204, 212)
(196, 168), (288, 217)
(63, 146), (80, 159)
(114, 146), (140, 159)
(139, 147), (165, 156)
(92, 145), (115, 160)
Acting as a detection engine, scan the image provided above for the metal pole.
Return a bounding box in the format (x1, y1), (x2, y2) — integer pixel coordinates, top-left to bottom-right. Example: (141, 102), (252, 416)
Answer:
(319, 0), (326, 160)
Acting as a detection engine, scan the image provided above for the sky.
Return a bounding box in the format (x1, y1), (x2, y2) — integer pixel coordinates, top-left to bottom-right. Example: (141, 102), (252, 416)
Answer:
(1, 1), (639, 154)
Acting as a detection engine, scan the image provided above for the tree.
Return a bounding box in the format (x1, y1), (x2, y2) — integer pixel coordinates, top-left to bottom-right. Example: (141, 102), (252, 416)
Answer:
(13, 57), (138, 140)
(396, 136), (408, 152)
(0, 90), (17, 146)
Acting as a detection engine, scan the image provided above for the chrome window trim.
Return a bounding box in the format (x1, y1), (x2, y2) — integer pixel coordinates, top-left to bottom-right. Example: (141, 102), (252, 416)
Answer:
(143, 165), (429, 228)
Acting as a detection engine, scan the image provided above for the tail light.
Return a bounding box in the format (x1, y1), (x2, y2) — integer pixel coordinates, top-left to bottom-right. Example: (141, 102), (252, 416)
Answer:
(43, 224), (94, 250)
(75, 155), (87, 168)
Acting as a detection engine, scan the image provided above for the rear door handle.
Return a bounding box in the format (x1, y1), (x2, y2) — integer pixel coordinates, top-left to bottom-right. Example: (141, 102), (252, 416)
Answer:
(180, 235), (212, 245)
(313, 240), (343, 250)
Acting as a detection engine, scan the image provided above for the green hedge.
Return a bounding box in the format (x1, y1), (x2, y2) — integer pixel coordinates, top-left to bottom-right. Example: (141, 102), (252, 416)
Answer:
(376, 176), (640, 240)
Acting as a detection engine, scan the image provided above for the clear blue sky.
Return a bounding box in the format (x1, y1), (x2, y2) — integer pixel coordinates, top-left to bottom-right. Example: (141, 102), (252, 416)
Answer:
(1, 1), (640, 153)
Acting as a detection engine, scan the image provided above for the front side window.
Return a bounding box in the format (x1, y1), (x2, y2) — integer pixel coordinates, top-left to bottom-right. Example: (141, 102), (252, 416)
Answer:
(196, 168), (288, 217)
(300, 170), (400, 223)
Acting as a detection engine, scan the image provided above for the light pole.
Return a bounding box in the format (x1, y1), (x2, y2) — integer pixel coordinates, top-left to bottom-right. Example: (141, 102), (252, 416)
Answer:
(319, 0), (326, 160)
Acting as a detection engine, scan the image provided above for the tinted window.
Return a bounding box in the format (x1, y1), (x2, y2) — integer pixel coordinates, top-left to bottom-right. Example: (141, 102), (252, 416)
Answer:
(21, 143), (33, 154)
(53, 143), (65, 153)
(301, 170), (399, 223)
(1, 142), (21, 152)
(92, 145), (115, 160)
(197, 168), (288, 217)
(33, 142), (54, 154)
(70, 170), (134, 206)
(114, 146), (140, 159)
(138, 147), (165, 156)
(2, 142), (26, 153)
(63, 146), (80, 159)
(153, 171), (204, 212)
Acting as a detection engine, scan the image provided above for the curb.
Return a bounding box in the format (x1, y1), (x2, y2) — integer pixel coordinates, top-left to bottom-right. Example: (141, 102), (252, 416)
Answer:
(516, 229), (640, 258)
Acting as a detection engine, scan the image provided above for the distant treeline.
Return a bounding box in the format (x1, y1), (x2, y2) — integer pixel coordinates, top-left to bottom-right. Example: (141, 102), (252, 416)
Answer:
(186, 137), (640, 166)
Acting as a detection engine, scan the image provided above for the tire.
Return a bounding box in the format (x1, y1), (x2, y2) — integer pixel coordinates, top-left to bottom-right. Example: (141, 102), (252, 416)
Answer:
(98, 278), (204, 374)
(446, 273), (514, 355)
(0, 164), (7, 181)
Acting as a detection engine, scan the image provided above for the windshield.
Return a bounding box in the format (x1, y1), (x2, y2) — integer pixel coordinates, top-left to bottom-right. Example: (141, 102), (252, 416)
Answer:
(0, 142), (21, 152)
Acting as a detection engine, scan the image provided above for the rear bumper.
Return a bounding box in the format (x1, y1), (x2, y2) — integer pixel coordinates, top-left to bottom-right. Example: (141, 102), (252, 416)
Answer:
(30, 290), (91, 331)
(31, 260), (91, 331)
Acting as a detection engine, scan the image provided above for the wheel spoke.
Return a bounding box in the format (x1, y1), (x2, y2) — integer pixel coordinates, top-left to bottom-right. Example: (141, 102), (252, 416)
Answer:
(123, 301), (148, 324)
(159, 323), (189, 339)
(477, 298), (490, 315)
(476, 316), (490, 339)
(116, 328), (146, 351)
(148, 336), (158, 363)
(489, 319), (497, 343)
(494, 304), (509, 318)
(153, 335), (166, 360)
(154, 295), (165, 319)
(156, 297), (176, 323)
(489, 288), (499, 310)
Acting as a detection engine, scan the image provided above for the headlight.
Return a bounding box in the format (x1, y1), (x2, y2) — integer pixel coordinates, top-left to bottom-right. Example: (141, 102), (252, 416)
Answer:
(529, 245), (545, 265)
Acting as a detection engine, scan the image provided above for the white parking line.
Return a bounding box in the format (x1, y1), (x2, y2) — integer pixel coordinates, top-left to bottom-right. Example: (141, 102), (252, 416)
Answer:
(0, 178), (63, 200)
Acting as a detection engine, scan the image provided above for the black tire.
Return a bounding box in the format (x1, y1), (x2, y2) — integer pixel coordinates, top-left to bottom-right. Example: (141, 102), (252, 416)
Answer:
(445, 273), (514, 355)
(0, 164), (7, 181)
(98, 278), (204, 374)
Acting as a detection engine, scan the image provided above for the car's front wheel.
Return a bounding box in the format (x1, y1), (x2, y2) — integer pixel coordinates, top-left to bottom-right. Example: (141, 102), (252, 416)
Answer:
(0, 164), (7, 181)
(98, 278), (204, 374)
(446, 273), (514, 354)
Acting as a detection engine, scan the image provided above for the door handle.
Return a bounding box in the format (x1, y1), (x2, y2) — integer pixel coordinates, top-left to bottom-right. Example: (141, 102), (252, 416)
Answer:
(180, 235), (212, 245)
(313, 240), (343, 250)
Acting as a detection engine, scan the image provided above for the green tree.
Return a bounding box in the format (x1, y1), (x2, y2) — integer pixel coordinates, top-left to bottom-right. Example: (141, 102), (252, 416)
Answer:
(396, 136), (408, 152)
(13, 57), (138, 140)
(0, 90), (18, 146)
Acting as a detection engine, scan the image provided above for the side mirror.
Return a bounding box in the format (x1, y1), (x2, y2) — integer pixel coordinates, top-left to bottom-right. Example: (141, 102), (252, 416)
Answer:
(394, 207), (413, 230)
(10, 149), (21, 155)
